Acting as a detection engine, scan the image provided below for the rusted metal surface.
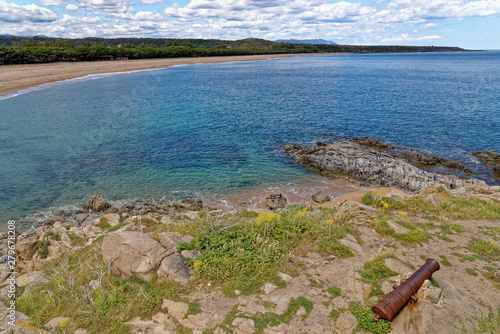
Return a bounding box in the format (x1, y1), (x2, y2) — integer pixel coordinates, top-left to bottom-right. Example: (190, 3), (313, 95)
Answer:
(372, 258), (440, 321)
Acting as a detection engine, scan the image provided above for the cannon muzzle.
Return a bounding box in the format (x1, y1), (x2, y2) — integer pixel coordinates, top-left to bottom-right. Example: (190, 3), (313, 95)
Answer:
(372, 258), (440, 321)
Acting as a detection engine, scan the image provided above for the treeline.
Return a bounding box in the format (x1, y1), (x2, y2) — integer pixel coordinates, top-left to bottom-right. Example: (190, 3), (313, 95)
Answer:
(0, 36), (466, 65)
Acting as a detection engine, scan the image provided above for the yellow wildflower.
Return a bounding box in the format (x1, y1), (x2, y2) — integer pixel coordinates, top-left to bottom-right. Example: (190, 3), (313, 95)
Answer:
(383, 203), (389, 209)
(46, 299), (51, 304)
(256, 212), (280, 226)
(293, 207), (308, 219)
(193, 260), (203, 270)
(59, 320), (67, 328)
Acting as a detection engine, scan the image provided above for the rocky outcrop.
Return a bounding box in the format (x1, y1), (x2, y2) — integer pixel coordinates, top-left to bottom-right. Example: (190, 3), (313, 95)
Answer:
(295, 141), (482, 193)
(473, 150), (500, 178)
(101, 232), (172, 282)
(265, 193), (287, 210)
(101, 231), (192, 284)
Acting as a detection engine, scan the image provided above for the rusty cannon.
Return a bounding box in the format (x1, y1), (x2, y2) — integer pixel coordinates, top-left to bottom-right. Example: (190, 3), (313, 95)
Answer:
(372, 258), (440, 321)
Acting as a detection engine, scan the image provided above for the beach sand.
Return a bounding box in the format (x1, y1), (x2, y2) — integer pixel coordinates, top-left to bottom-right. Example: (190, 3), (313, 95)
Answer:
(0, 53), (312, 95)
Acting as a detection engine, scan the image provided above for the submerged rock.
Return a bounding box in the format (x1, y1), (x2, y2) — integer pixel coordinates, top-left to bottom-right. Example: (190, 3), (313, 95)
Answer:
(473, 150), (500, 179)
(295, 141), (482, 193)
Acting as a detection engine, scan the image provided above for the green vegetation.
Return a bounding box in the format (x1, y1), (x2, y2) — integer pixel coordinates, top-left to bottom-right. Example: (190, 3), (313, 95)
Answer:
(179, 206), (353, 295)
(216, 297), (314, 333)
(429, 276), (440, 288)
(349, 301), (392, 334)
(466, 268), (478, 276)
(374, 219), (429, 245)
(460, 308), (500, 334)
(439, 255), (453, 267)
(327, 286), (342, 297)
(360, 254), (396, 297)
(17, 242), (185, 333)
(0, 35), (466, 65)
(468, 238), (500, 260)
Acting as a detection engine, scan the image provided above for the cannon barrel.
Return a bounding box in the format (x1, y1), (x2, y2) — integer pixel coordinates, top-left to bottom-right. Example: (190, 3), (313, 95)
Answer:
(372, 258), (440, 321)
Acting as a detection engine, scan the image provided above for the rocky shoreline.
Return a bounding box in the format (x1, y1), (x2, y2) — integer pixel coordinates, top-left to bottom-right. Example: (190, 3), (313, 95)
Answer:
(1, 138), (500, 333)
(284, 137), (500, 193)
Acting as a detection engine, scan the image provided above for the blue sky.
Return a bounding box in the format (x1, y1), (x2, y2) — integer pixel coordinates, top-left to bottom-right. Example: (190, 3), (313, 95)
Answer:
(1, 0), (499, 49)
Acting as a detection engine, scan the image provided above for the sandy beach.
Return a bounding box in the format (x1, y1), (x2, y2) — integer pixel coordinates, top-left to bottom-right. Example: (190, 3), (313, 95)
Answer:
(0, 53), (312, 95)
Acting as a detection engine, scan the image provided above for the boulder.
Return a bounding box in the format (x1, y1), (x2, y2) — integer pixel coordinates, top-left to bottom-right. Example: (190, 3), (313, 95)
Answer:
(101, 232), (172, 281)
(157, 253), (191, 285)
(312, 191), (330, 204)
(232, 318), (255, 334)
(88, 195), (110, 211)
(265, 193), (287, 210)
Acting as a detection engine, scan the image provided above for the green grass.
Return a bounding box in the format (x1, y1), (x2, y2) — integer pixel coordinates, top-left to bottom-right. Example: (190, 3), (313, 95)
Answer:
(466, 268), (478, 276)
(429, 276), (440, 288)
(452, 252), (476, 262)
(17, 242), (185, 334)
(180, 206), (354, 295)
(348, 301), (392, 334)
(360, 254), (397, 297)
(327, 286), (342, 297)
(460, 308), (500, 334)
(374, 219), (429, 245)
(468, 238), (500, 260)
(439, 255), (452, 267)
(187, 299), (202, 316)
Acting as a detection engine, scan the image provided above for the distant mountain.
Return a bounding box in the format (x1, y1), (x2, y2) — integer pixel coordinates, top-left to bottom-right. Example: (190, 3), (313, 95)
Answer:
(275, 39), (337, 45)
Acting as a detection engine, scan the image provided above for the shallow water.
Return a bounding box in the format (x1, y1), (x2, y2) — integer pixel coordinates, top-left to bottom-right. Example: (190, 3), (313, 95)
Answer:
(1, 51), (499, 226)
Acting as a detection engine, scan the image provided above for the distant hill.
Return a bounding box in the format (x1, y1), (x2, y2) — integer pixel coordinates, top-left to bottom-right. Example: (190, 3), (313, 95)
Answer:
(275, 39), (337, 45)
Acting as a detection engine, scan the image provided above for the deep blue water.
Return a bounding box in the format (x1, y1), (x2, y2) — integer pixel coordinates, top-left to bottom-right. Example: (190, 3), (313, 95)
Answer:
(1, 51), (500, 224)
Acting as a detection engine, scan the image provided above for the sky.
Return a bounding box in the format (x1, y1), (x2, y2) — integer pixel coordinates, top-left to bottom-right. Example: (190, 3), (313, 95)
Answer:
(1, 0), (500, 49)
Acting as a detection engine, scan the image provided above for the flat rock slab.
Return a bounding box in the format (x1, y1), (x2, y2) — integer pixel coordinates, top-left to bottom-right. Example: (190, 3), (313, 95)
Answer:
(295, 141), (482, 193)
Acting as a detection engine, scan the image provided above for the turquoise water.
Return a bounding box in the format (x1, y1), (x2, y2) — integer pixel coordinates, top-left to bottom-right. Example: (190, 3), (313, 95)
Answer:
(1, 51), (500, 224)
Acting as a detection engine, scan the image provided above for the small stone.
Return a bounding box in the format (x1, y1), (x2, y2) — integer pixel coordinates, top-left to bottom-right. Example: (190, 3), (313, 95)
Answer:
(334, 311), (357, 334)
(384, 258), (412, 275)
(296, 306), (307, 316)
(232, 317), (255, 334)
(425, 286), (443, 304)
(278, 272), (293, 283)
(45, 317), (69, 331)
(181, 249), (201, 260)
(424, 193), (445, 208)
(263, 283), (278, 295)
(339, 238), (364, 256)
(387, 221), (410, 234)
(312, 191), (331, 204)
(234, 290), (241, 296)
(381, 280), (394, 295)
(162, 299), (189, 321)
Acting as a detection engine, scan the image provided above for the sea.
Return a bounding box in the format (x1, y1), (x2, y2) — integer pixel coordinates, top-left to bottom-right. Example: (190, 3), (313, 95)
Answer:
(1, 51), (499, 227)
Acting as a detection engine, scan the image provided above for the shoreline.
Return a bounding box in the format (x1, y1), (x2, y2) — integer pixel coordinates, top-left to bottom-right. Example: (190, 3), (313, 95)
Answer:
(0, 53), (315, 95)
(5, 174), (369, 232)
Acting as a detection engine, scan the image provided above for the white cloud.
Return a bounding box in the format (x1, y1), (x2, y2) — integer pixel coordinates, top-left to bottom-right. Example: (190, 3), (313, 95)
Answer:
(75, 0), (134, 14)
(65, 3), (79, 11)
(39, 0), (66, 5)
(139, 0), (163, 3)
(0, 1), (57, 22)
